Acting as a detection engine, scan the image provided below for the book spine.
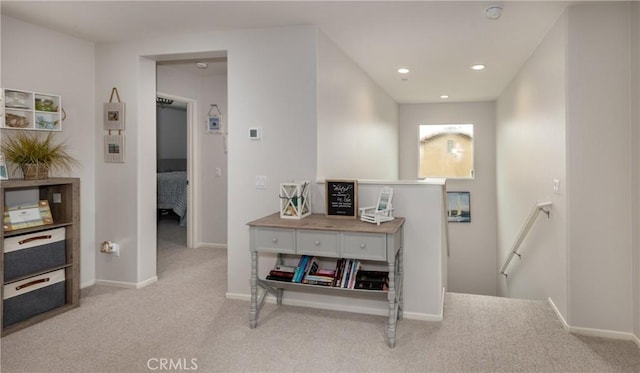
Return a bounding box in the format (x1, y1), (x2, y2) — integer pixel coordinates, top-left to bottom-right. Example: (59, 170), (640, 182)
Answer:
(342, 259), (353, 288)
(293, 255), (309, 283)
(348, 260), (360, 289)
(333, 259), (345, 287)
(354, 281), (386, 290)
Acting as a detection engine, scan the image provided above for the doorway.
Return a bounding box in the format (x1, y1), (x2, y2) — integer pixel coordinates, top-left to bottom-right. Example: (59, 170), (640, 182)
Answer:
(156, 94), (195, 251)
(154, 53), (229, 256)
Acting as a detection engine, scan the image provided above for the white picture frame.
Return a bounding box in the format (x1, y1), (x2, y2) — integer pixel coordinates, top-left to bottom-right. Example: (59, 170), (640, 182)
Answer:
(0, 163), (8, 180)
(207, 115), (221, 132)
(104, 102), (125, 130)
(104, 134), (125, 163)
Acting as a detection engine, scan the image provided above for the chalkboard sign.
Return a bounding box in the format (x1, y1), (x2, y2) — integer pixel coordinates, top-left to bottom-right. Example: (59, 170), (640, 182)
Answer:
(325, 180), (358, 219)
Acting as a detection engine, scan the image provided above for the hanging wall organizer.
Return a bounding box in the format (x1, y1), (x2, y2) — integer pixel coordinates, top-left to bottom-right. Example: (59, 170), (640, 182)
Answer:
(103, 87), (125, 163)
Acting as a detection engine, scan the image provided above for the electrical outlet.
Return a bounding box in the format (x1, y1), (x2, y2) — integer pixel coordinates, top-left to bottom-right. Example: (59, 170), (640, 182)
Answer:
(256, 176), (267, 189)
(53, 193), (62, 203)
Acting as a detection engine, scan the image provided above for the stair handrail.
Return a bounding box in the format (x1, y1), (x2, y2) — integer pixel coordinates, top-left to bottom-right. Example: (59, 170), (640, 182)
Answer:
(500, 201), (552, 277)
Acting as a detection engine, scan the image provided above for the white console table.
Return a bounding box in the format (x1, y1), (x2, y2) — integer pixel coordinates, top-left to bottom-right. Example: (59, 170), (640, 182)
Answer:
(247, 213), (405, 347)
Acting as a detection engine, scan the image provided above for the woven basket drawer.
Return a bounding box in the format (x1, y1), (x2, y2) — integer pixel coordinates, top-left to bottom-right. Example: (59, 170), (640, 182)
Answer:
(3, 269), (66, 328)
(4, 227), (66, 282)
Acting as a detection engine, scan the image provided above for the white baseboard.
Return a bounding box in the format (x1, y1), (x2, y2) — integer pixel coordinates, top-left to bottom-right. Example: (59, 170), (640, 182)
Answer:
(225, 292), (442, 321)
(548, 297), (639, 344)
(569, 325), (637, 341)
(547, 297), (569, 331)
(439, 287), (446, 320)
(198, 243), (227, 249)
(95, 276), (158, 289)
(81, 279), (96, 289)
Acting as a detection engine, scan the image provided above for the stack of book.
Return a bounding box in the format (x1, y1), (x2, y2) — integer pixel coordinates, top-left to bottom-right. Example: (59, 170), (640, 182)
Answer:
(266, 264), (295, 282)
(265, 256), (389, 291)
(354, 270), (389, 290)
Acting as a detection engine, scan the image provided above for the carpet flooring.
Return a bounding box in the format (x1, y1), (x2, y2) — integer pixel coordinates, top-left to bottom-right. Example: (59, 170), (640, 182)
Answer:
(1, 219), (640, 372)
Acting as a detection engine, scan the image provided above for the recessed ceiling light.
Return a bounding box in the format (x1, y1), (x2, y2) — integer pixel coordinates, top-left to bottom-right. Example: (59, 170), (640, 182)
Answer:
(484, 5), (503, 20)
(440, 95), (449, 99)
(397, 67), (410, 74)
(471, 64), (486, 70)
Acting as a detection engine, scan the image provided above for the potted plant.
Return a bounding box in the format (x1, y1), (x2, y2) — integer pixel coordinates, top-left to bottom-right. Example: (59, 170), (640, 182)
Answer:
(0, 131), (78, 180)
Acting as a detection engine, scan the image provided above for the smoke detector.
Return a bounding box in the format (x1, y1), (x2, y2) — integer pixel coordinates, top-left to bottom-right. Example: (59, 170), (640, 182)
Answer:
(484, 5), (503, 20)
(195, 62), (208, 69)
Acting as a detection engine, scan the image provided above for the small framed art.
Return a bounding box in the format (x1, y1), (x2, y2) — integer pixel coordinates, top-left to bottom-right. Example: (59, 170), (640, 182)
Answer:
(104, 134), (125, 163)
(104, 102), (125, 130)
(325, 179), (358, 219)
(0, 160), (8, 180)
(447, 191), (471, 223)
(208, 115), (221, 132)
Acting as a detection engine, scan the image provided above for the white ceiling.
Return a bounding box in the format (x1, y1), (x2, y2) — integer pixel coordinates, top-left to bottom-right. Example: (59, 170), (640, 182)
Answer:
(1, 1), (571, 103)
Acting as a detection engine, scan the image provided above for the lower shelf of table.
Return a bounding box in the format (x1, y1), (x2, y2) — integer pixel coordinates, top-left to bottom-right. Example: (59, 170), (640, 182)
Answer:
(259, 278), (391, 300)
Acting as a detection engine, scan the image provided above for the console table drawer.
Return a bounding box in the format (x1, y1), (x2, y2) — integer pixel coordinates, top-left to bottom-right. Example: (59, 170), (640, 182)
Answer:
(342, 233), (386, 260)
(296, 230), (339, 257)
(253, 228), (295, 254)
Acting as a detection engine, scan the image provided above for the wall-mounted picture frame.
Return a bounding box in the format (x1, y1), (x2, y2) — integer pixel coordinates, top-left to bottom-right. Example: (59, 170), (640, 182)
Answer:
(0, 159), (8, 180)
(447, 191), (471, 223)
(207, 115), (221, 132)
(104, 134), (125, 163)
(325, 179), (358, 219)
(103, 102), (125, 130)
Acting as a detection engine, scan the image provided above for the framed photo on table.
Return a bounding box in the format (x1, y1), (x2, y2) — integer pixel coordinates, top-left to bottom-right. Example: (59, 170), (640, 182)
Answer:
(325, 179), (358, 219)
(0, 155), (8, 180)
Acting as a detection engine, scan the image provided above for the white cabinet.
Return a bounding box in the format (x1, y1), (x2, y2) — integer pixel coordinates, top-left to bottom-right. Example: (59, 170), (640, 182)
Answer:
(1, 88), (62, 131)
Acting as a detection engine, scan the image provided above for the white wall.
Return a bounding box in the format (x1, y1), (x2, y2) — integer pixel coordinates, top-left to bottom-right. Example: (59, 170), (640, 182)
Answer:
(199, 73), (228, 247)
(316, 31), (399, 180)
(495, 11), (567, 318)
(156, 107), (187, 160)
(400, 102), (497, 296)
(1, 16), (97, 287)
(94, 26), (318, 289)
(156, 64), (228, 246)
(566, 2), (635, 333)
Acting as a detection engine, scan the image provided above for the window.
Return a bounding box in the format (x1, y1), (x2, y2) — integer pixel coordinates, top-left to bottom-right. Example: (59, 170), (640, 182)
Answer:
(419, 124), (474, 179)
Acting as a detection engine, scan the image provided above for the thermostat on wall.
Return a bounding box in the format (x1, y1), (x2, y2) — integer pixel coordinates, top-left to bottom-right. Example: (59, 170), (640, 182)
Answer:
(249, 127), (261, 140)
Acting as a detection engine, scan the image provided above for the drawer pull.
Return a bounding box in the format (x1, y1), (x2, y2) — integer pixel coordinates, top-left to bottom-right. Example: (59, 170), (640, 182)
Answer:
(18, 235), (52, 245)
(272, 238), (278, 243)
(315, 240), (321, 246)
(15, 277), (50, 291)
(360, 243), (366, 249)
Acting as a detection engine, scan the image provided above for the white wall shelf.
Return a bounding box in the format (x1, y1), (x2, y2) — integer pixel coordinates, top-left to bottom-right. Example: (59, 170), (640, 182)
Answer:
(1, 88), (62, 131)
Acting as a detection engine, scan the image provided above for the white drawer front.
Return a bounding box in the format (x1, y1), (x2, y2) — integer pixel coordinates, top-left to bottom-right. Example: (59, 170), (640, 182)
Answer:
(4, 227), (66, 253)
(342, 233), (386, 260)
(4, 268), (66, 300)
(296, 230), (340, 257)
(253, 228), (295, 254)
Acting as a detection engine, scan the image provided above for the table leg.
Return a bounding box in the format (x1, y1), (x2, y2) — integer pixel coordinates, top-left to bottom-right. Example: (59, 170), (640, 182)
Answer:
(387, 258), (397, 348)
(249, 251), (258, 328)
(398, 245), (404, 320)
